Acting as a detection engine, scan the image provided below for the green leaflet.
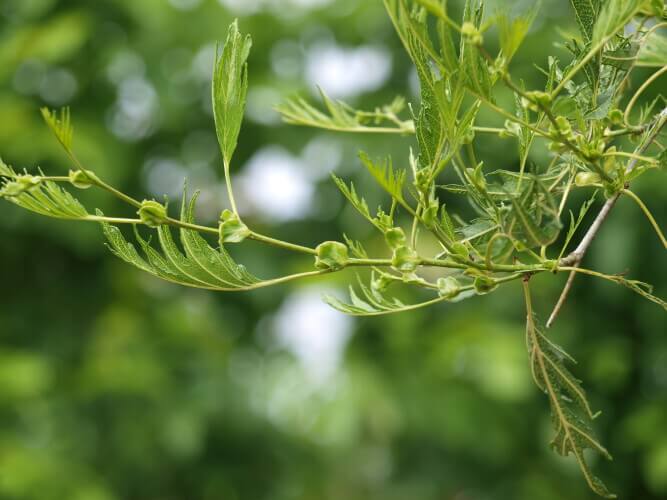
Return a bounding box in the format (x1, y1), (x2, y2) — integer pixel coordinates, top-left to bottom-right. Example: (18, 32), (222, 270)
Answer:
(497, 4), (538, 63)
(507, 176), (562, 248)
(324, 273), (474, 316)
(558, 190), (597, 260)
(276, 90), (414, 134)
(212, 20), (252, 168)
(100, 193), (259, 291)
(569, 0), (600, 43)
(331, 174), (393, 231)
(460, 0), (493, 101)
(637, 31), (667, 67)
(0, 169), (88, 219)
(358, 152), (408, 207)
(524, 287), (615, 498)
(592, 0), (643, 45)
(41, 107), (74, 153)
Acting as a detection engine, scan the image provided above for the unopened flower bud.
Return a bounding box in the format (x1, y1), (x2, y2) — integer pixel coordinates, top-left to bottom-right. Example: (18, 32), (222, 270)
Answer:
(315, 241), (349, 271)
(219, 209), (250, 243)
(137, 200), (168, 227)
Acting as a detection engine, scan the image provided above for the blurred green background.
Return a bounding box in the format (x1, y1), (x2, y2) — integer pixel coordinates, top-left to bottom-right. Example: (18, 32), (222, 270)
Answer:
(0, 1), (665, 499)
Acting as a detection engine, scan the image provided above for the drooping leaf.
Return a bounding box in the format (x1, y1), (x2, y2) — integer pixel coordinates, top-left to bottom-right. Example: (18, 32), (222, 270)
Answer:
(212, 20), (252, 168)
(523, 288), (615, 498)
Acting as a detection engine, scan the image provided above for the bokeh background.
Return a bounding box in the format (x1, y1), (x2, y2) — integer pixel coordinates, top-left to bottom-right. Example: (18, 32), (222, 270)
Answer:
(0, 0), (666, 499)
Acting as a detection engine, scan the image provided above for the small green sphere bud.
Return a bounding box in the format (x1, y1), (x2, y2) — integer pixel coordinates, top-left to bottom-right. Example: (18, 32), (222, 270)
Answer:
(315, 241), (349, 271)
(69, 169), (99, 189)
(526, 90), (552, 108)
(137, 200), (168, 227)
(415, 168), (431, 194)
(607, 108), (623, 125)
(219, 209), (250, 244)
(437, 277), (461, 299)
(461, 22), (483, 45)
(451, 242), (469, 259)
(384, 227), (407, 250)
(574, 172), (601, 187)
(555, 116), (571, 134)
(473, 275), (498, 295)
(391, 245), (420, 273)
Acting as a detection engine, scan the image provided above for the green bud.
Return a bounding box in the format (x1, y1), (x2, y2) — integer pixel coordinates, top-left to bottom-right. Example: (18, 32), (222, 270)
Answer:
(462, 128), (475, 144)
(219, 209), (250, 244)
(555, 115), (571, 134)
(137, 200), (168, 227)
(574, 172), (601, 187)
(0, 175), (41, 198)
(466, 166), (486, 191)
(461, 22), (483, 45)
(415, 168), (431, 194)
(371, 273), (394, 293)
(607, 108), (623, 125)
(526, 90), (552, 108)
(315, 241), (349, 271)
(391, 245), (420, 273)
(502, 120), (522, 138)
(69, 169), (99, 189)
(451, 242), (469, 259)
(384, 227), (407, 250)
(473, 275), (498, 295)
(437, 277), (461, 299)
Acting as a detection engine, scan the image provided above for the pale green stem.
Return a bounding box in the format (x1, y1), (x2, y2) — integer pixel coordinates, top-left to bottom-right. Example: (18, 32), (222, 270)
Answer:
(624, 65), (667, 126)
(622, 189), (667, 249)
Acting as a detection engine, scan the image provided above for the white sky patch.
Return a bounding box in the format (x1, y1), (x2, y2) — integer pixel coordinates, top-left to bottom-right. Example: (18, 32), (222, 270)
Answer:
(107, 76), (159, 142)
(236, 146), (313, 222)
(305, 43), (392, 99)
(273, 287), (354, 386)
(235, 138), (341, 222)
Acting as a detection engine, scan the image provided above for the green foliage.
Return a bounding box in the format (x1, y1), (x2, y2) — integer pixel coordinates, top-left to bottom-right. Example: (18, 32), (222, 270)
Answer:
(1, 1), (666, 497)
(592, 0), (644, 46)
(212, 20), (251, 169)
(637, 31), (667, 67)
(276, 90), (414, 134)
(101, 192), (259, 291)
(524, 281), (615, 498)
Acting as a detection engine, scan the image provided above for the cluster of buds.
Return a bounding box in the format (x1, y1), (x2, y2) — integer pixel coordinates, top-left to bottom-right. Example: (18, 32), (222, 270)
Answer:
(460, 22), (483, 46)
(522, 90), (551, 112)
(0, 175), (41, 198)
(384, 227), (420, 273)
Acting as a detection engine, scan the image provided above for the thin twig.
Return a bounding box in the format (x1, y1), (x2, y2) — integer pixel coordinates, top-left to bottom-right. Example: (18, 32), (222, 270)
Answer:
(547, 107), (667, 328)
